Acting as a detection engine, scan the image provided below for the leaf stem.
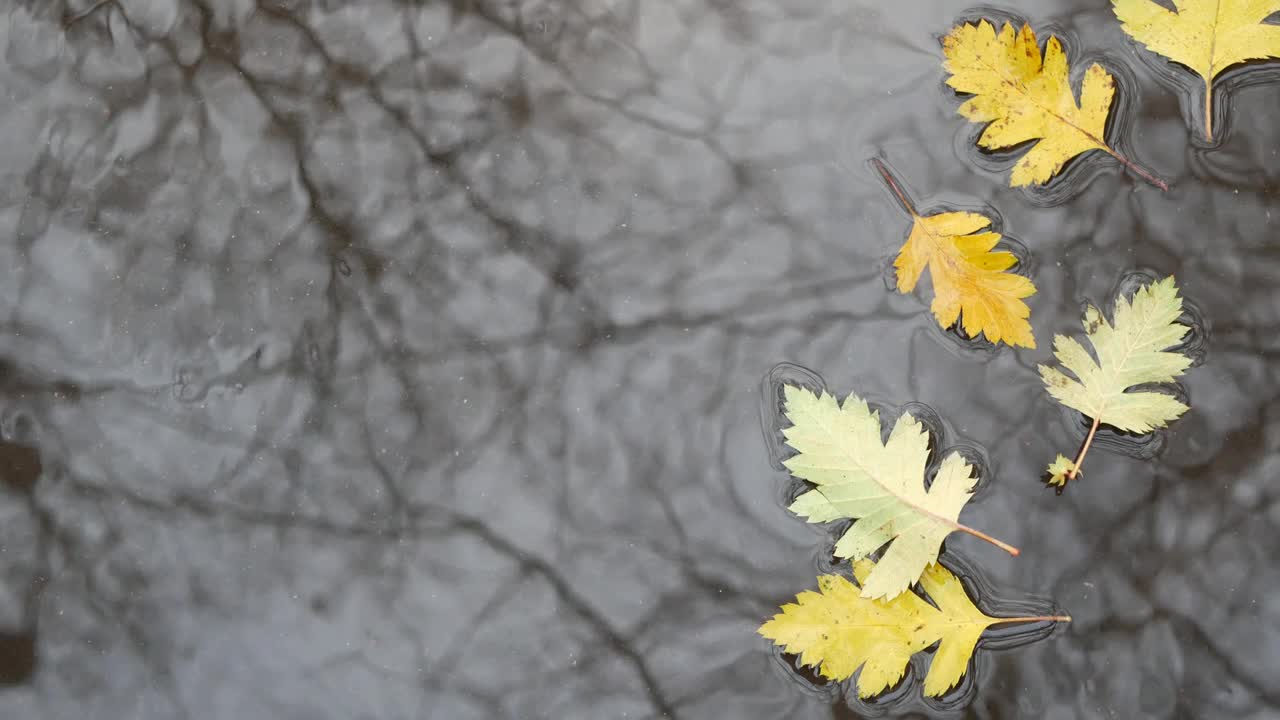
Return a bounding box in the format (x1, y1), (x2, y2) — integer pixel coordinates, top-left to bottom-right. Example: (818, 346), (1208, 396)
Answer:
(1102, 148), (1168, 191)
(1204, 77), (1214, 142)
(991, 615), (1072, 625)
(871, 157), (919, 217)
(1067, 416), (1100, 481)
(949, 521), (1020, 557)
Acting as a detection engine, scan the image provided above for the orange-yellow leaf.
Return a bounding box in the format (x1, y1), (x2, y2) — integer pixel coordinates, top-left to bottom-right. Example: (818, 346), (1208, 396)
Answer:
(873, 160), (1037, 348)
(894, 209), (1036, 348)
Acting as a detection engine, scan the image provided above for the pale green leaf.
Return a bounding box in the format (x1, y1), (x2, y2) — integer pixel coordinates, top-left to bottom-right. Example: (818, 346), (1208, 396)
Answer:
(781, 385), (1010, 600)
(1038, 276), (1192, 433)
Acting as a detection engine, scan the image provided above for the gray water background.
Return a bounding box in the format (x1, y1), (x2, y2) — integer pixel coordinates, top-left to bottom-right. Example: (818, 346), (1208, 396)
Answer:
(0, 0), (1277, 718)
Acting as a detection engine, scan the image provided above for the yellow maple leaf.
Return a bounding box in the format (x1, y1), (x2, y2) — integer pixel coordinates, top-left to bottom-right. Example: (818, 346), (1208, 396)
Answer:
(758, 559), (1070, 699)
(874, 160), (1036, 348)
(1113, 0), (1280, 141)
(942, 20), (1165, 189)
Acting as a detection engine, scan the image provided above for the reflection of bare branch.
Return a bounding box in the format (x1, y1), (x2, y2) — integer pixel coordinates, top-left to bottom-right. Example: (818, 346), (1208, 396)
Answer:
(59, 470), (681, 716)
(62, 0), (119, 27)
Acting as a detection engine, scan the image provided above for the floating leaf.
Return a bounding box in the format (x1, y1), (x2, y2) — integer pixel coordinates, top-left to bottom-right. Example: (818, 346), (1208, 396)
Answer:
(1113, 0), (1280, 141)
(942, 20), (1166, 189)
(1039, 276), (1193, 486)
(1046, 454), (1078, 488)
(872, 159), (1036, 348)
(759, 559), (1070, 698)
(781, 385), (1018, 600)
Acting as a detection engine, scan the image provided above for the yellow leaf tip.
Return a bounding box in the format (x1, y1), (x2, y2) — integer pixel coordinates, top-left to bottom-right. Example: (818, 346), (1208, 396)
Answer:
(1046, 454), (1077, 487)
(923, 677), (959, 698)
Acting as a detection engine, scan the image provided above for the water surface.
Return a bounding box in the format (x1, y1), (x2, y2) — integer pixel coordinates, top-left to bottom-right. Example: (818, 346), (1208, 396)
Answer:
(0, 0), (1277, 718)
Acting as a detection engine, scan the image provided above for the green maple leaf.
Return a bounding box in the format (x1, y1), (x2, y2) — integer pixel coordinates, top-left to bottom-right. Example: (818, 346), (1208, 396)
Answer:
(781, 385), (1017, 600)
(1039, 276), (1194, 485)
